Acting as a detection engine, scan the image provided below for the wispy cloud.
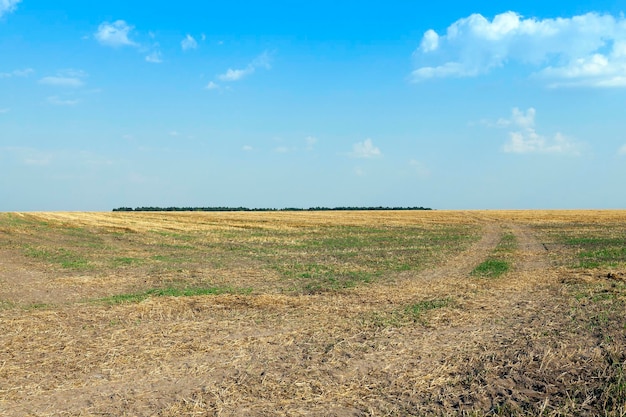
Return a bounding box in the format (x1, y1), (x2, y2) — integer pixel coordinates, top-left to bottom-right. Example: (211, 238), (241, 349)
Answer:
(217, 51), (272, 82)
(205, 81), (220, 90)
(0, 68), (34, 78)
(0, 108), (9, 113)
(305, 136), (318, 151)
(95, 20), (138, 47)
(497, 107), (580, 154)
(39, 69), (87, 88)
(0, 0), (21, 19)
(218, 68), (251, 82)
(618, 144), (626, 155)
(39, 77), (84, 87)
(242, 145), (253, 152)
(3, 147), (115, 167)
(350, 139), (382, 159)
(145, 50), (162, 63)
(181, 34), (198, 51)
(412, 11), (626, 88)
(3, 146), (53, 166)
(47, 96), (80, 106)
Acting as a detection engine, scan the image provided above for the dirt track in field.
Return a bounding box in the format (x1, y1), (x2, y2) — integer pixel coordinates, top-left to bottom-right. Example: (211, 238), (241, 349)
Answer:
(0, 212), (624, 416)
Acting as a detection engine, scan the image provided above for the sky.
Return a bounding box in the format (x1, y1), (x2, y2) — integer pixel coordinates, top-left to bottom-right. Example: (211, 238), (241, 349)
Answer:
(1, 0), (626, 211)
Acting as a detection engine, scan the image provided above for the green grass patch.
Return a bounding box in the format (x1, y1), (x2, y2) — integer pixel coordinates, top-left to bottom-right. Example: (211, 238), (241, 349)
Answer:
(471, 259), (510, 278)
(24, 246), (92, 270)
(259, 224), (480, 293)
(470, 232), (515, 278)
(97, 286), (252, 304)
(578, 247), (626, 268)
(495, 232), (517, 253)
(535, 224), (626, 269)
(405, 298), (453, 321)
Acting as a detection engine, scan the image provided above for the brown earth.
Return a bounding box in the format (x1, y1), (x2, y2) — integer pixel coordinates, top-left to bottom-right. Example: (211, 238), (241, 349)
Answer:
(0, 211), (624, 416)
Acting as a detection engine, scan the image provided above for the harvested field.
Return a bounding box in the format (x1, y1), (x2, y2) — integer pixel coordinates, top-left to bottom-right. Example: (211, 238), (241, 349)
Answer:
(0, 210), (625, 416)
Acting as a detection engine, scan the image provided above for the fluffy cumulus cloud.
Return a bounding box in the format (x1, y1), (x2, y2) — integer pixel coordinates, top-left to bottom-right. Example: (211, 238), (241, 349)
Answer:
(217, 51), (272, 82)
(95, 20), (137, 47)
(499, 107), (580, 154)
(0, 0), (21, 18)
(181, 34), (198, 51)
(350, 139), (382, 159)
(412, 11), (626, 88)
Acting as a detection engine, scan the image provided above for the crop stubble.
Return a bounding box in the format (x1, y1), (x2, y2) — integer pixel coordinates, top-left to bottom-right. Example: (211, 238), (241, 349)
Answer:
(0, 210), (625, 416)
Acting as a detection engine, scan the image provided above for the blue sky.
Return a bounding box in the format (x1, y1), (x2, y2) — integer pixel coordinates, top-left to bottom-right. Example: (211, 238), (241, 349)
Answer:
(1, 0), (626, 210)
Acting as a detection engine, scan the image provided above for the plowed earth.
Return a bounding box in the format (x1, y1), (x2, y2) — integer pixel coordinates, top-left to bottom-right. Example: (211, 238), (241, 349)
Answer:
(0, 211), (624, 416)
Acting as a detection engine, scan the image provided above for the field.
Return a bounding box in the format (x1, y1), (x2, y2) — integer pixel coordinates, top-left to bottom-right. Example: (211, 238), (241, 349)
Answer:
(0, 210), (625, 416)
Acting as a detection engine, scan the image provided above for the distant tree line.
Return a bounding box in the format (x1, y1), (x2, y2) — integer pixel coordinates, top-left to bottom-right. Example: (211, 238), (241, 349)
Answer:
(112, 206), (432, 212)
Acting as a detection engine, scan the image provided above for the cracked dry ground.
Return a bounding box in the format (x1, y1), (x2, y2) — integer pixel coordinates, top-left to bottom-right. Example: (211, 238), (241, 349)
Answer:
(0, 211), (625, 416)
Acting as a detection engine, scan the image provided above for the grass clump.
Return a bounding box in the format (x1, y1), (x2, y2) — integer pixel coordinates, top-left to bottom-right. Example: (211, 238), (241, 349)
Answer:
(97, 286), (252, 304)
(470, 231), (515, 278)
(405, 298), (453, 321)
(112, 257), (143, 267)
(471, 259), (510, 278)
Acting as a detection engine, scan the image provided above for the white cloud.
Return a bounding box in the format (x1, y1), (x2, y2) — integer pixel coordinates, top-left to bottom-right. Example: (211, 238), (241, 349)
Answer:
(0, 0), (21, 18)
(3, 147), (53, 166)
(145, 50), (162, 63)
(217, 51), (272, 82)
(39, 76), (84, 87)
(4, 147), (117, 169)
(0, 68), (34, 78)
(618, 144), (626, 155)
(510, 107), (535, 129)
(274, 146), (289, 153)
(39, 70), (87, 88)
(181, 34), (198, 51)
(420, 29), (439, 52)
(350, 139), (382, 159)
(498, 107), (580, 154)
(354, 167), (366, 176)
(242, 145), (253, 152)
(169, 131), (180, 137)
(305, 136), (317, 151)
(412, 11), (626, 88)
(218, 68), (251, 81)
(47, 96), (80, 106)
(95, 20), (137, 47)
(205, 81), (219, 90)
